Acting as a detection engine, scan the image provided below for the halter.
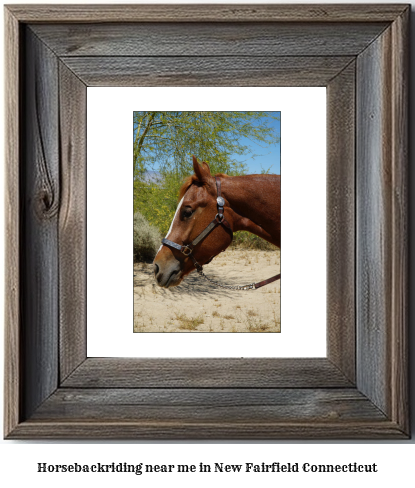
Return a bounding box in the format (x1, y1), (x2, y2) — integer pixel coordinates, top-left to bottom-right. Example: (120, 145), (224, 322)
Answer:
(161, 176), (280, 290)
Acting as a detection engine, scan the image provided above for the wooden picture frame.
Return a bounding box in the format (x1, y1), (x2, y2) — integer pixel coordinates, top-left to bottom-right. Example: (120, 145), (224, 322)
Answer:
(4, 4), (409, 439)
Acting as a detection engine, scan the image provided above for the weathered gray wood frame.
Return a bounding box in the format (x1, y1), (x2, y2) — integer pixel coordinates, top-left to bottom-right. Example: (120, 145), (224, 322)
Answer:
(4, 4), (409, 439)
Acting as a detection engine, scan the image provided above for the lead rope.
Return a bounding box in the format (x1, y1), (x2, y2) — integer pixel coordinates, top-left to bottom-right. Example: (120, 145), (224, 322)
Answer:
(189, 247), (280, 291)
(196, 266), (280, 290)
(196, 267), (258, 290)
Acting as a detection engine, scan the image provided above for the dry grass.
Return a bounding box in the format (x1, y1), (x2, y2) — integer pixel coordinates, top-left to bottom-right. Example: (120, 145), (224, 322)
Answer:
(174, 312), (204, 331)
(239, 307), (281, 333)
(246, 318), (271, 332)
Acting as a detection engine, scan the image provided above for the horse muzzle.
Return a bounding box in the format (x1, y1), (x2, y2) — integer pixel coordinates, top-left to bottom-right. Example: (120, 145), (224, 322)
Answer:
(153, 260), (183, 288)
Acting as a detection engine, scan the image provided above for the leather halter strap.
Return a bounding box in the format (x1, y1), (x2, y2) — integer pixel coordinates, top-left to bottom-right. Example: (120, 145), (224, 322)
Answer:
(161, 216), (224, 257)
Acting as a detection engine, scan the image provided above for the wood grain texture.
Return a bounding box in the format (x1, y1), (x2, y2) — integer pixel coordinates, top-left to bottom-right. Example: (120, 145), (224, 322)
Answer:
(31, 22), (388, 57)
(389, 8), (409, 433)
(20, 28), (60, 420)
(356, 26), (394, 418)
(356, 11), (408, 432)
(58, 63), (87, 381)
(4, 6), (21, 438)
(32, 388), (386, 423)
(326, 62), (356, 383)
(6, 4), (409, 23)
(61, 56), (354, 87)
(62, 358), (353, 388)
(7, 421), (407, 440)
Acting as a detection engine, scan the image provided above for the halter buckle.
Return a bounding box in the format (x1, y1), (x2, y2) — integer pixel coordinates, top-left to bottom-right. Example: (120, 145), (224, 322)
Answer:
(181, 245), (193, 256)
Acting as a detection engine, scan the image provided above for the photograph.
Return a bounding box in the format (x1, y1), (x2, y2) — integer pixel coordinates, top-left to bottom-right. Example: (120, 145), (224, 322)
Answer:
(133, 111), (281, 333)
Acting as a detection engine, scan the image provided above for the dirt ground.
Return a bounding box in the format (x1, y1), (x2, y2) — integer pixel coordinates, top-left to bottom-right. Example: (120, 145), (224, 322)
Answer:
(134, 248), (280, 333)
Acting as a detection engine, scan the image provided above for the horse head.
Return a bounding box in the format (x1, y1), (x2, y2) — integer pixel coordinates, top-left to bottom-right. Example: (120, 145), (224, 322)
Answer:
(153, 156), (233, 288)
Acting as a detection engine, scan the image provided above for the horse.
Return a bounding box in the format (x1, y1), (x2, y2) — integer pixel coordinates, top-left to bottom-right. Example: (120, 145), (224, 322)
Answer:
(153, 156), (280, 288)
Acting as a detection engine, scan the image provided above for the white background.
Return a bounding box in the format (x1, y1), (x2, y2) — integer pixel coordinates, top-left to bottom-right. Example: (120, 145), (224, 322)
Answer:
(1, 0), (414, 485)
(87, 86), (326, 358)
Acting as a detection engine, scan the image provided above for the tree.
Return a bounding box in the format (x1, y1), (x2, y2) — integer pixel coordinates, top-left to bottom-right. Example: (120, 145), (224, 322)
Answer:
(133, 111), (280, 233)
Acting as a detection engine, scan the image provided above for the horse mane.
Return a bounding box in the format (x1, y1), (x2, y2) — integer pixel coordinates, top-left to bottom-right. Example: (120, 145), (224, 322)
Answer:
(178, 172), (229, 201)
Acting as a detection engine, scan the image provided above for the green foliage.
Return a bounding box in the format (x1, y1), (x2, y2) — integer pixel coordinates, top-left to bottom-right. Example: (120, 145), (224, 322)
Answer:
(133, 211), (162, 262)
(231, 231), (277, 251)
(133, 111), (280, 181)
(134, 172), (183, 236)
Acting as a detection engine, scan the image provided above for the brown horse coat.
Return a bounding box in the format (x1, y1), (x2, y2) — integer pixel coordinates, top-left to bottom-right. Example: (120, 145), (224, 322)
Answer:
(153, 156), (280, 288)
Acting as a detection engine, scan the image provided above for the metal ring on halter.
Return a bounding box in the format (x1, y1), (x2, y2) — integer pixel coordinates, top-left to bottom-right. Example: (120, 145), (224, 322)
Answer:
(181, 245), (193, 256)
(215, 213), (224, 223)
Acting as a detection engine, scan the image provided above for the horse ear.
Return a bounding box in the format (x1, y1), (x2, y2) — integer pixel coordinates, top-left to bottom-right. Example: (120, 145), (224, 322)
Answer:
(192, 155), (211, 182)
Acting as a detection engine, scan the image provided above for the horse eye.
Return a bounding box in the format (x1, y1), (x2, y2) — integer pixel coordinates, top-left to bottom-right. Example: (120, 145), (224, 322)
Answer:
(182, 207), (193, 219)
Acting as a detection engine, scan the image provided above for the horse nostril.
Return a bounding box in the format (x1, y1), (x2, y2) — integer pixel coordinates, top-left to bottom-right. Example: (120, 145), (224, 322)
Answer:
(154, 263), (159, 276)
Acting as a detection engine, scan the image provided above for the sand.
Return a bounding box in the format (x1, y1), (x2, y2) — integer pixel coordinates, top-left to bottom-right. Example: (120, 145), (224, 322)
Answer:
(134, 248), (280, 333)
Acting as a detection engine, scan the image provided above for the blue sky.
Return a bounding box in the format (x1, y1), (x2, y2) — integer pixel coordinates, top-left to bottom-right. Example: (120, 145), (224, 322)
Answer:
(134, 111), (281, 176)
(232, 112), (280, 175)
